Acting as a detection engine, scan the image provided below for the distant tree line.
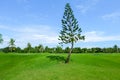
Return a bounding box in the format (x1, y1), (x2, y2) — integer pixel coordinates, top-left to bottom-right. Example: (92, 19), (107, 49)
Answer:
(0, 34), (120, 54)
(0, 43), (120, 53)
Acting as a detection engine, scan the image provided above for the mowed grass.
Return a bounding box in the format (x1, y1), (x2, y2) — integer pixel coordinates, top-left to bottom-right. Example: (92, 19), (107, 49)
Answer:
(0, 53), (120, 80)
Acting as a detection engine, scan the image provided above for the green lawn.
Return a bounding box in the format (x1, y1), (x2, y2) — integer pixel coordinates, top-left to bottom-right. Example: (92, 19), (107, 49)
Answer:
(0, 53), (120, 80)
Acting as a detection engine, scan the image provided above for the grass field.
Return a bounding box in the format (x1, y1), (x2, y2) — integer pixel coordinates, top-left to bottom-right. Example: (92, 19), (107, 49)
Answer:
(0, 53), (120, 80)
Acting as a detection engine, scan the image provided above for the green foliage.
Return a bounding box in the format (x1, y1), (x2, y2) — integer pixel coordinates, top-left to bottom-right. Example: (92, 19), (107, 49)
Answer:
(64, 47), (70, 53)
(59, 3), (85, 45)
(113, 45), (119, 53)
(0, 53), (120, 80)
(55, 46), (63, 53)
(9, 38), (15, 47)
(44, 46), (55, 53)
(26, 42), (32, 53)
(0, 34), (3, 43)
(44, 46), (49, 52)
(72, 47), (82, 53)
(1, 45), (120, 53)
(1, 47), (10, 53)
(59, 3), (85, 63)
(9, 38), (16, 52)
(15, 47), (22, 53)
(37, 44), (44, 53)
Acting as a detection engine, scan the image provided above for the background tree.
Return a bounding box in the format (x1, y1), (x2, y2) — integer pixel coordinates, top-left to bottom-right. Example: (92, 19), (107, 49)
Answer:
(55, 46), (63, 53)
(15, 47), (22, 53)
(26, 42), (32, 53)
(34, 44), (44, 53)
(58, 3), (85, 63)
(2, 47), (9, 53)
(72, 47), (82, 53)
(44, 46), (49, 53)
(113, 45), (118, 53)
(9, 38), (15, 52)
(64, 47), (70, 53)
(81, 48), (87, 53)
(38, 44), (44, 53)
(0, 34), (3, 43)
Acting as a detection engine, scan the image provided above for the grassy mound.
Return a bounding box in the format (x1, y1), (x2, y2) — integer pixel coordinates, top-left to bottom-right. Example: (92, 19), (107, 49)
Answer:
(0, 53), (120, 80)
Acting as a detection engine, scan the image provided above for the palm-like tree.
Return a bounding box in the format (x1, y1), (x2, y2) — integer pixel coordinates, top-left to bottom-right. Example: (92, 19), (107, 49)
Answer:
(38, 44), (44, 53)
(27, 42), (32, 53)
(9, 38), (15, 52)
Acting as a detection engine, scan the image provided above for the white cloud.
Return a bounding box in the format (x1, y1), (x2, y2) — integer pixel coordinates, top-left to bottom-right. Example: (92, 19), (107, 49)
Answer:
(102, 12), (120, 21)
(76, 0), (100, 14)
(0, 25), (59, 48)
(33, 34), (58, 43)
(0, 25), (52, 33)
(83, 31), (120, 42)
(1, 24), (120, 48)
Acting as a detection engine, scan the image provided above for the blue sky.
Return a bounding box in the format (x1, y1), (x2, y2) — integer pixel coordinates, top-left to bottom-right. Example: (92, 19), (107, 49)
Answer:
(0, 0), (120, 48)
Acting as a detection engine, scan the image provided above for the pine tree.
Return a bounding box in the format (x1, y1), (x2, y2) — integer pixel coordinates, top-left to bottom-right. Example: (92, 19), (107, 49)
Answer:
(59, 3), (85, 63)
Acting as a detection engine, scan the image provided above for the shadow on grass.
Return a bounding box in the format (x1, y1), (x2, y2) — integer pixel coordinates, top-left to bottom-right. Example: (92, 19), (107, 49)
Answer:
(46, 55), (66, 62)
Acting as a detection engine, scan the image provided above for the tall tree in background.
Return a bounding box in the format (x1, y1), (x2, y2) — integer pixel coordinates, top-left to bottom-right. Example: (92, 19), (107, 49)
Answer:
(38, 44), (44, 53)
(0, 34), (3, 43)
(35, 44), (44, 53)
(59, 3), (85, 63)
(55, 46), (63, 53)
(9, 38), (15, 52)
(113, 45), (118, 53)
(26, 42), (32, 53)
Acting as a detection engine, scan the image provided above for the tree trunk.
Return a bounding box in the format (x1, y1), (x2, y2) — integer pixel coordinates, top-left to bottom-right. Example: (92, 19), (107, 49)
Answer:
(65, 42), (74, 63)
